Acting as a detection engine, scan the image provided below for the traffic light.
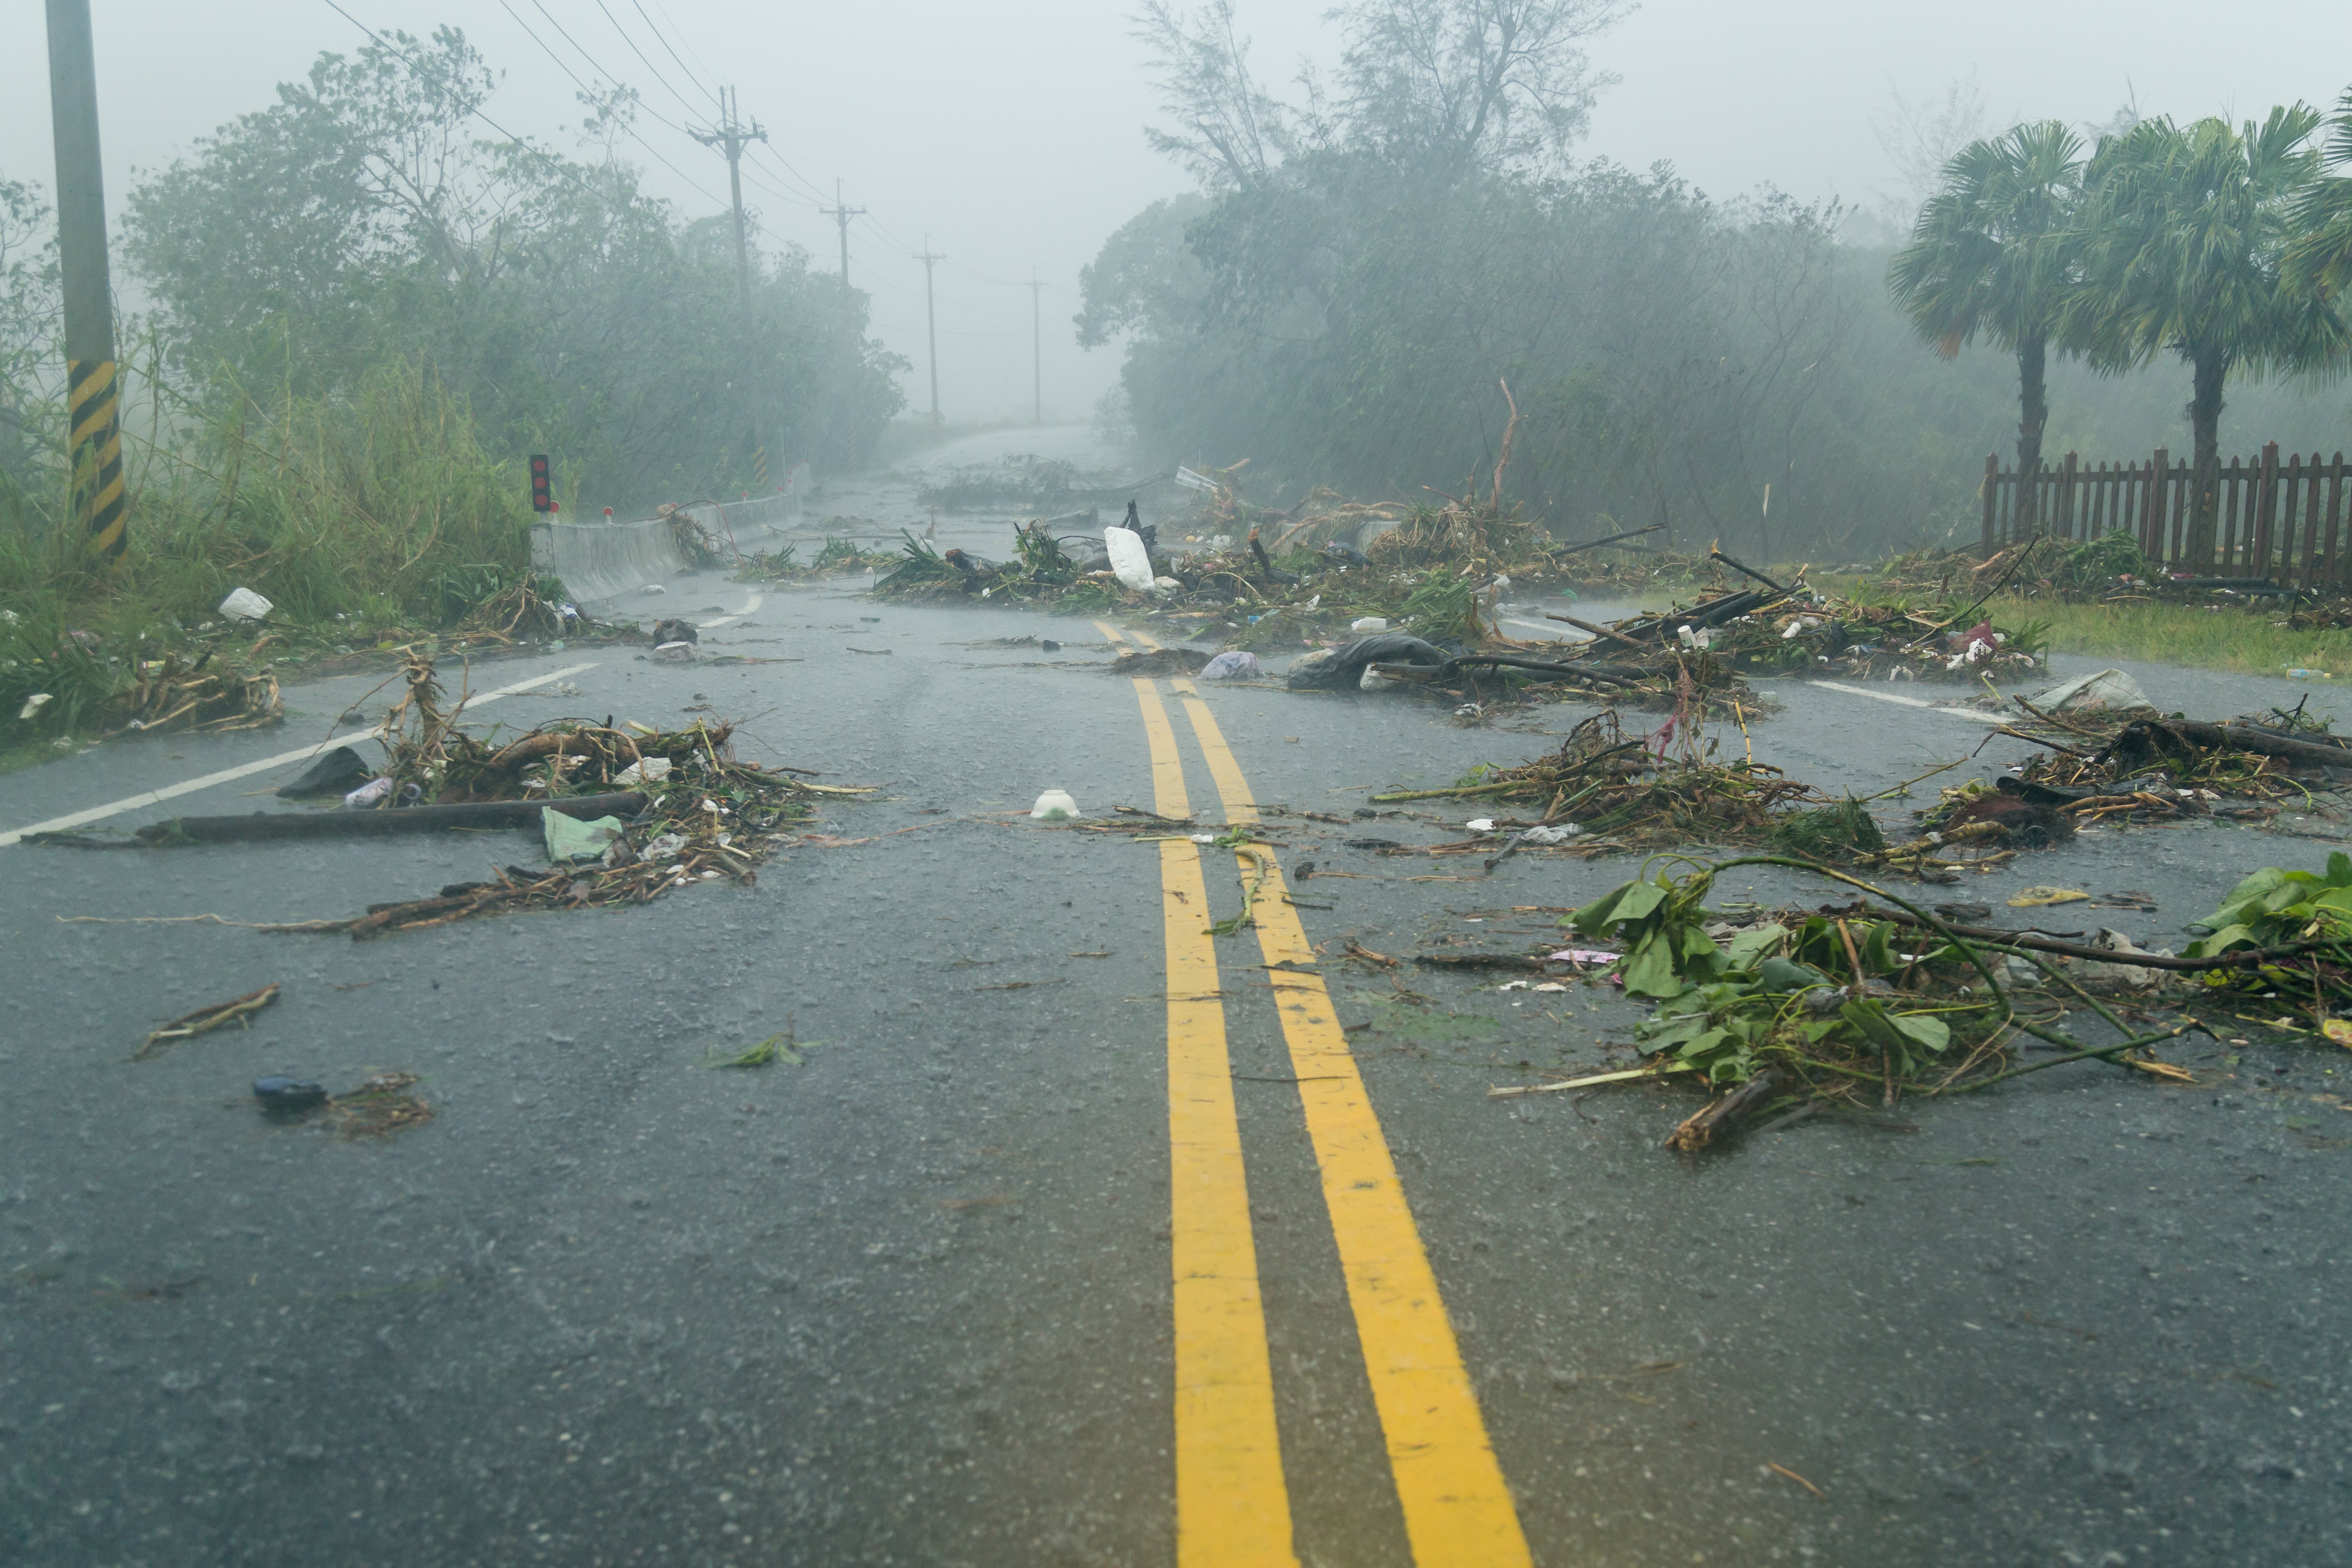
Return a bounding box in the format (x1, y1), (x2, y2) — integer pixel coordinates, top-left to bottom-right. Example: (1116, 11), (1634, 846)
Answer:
(529, 454), (552, 513)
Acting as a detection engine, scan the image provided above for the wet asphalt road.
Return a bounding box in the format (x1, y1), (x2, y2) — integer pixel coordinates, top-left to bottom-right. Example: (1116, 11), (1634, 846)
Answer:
(6, 552), (2352, 1565)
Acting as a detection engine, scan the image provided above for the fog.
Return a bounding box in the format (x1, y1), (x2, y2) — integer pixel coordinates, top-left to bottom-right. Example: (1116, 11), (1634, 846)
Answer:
(4, 0), (2343, 426)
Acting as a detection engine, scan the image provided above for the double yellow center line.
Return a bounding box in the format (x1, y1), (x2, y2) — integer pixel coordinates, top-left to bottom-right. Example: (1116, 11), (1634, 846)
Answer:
(1109, 624), (1531, 1566)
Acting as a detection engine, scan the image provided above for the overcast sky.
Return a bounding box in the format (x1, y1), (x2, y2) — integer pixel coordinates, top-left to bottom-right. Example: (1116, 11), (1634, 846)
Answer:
(7, 1), (2346, 427)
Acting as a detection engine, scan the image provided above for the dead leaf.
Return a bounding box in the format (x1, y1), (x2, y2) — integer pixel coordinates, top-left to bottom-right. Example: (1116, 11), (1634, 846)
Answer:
(2008, 886), (2091, 908)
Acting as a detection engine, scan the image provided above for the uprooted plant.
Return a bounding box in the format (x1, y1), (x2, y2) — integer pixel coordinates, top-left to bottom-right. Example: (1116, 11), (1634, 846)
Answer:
(1535, 855), (2260, 1152)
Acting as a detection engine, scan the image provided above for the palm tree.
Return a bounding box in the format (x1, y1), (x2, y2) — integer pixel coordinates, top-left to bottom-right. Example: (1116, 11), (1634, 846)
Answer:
(1889, 121), (2084, 538)
(2066, 106), (2351, 569)
(2287, 87), (2352, 304)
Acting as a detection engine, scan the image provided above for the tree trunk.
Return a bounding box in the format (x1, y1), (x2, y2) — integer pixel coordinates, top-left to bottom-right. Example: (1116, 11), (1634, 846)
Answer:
(2184, 348), (2228, 570)
(2014, 334), (2048, 537)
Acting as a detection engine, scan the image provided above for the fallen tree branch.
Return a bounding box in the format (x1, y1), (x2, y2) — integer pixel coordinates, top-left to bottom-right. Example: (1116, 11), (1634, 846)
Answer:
(121, 792), (648, 846)
(1666, 1066), (1790, 1151)
(1861, 906), (2334, 971)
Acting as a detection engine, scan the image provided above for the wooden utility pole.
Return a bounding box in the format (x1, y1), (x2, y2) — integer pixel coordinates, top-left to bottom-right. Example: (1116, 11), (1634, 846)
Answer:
(45, 0), (124, 560)
(914, 237), (946, 428)
(819, 178), (865, 297)
(1027, 271), (1044, 426)
(692, 89), (771, 489)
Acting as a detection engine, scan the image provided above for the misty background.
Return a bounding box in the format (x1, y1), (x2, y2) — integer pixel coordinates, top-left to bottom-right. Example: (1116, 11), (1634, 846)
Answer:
(3, 0), (2349, 550)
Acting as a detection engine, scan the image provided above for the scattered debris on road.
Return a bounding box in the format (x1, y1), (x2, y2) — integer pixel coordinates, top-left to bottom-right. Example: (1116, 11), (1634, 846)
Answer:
(1365, 709), (1861, 857)
(1515, 849), (2352, 1153)
(252, 1070), (432, 1136)
(138, 984), (281, 1060)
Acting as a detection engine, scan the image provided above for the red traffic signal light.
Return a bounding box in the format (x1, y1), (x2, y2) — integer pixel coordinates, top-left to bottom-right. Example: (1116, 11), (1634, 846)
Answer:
(529, 454), (552, 513)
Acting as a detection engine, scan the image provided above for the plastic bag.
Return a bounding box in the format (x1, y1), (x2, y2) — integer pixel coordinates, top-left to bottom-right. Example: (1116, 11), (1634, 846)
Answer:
(1102, 527), (1156, 593)
(1200, 651), (1264, 680)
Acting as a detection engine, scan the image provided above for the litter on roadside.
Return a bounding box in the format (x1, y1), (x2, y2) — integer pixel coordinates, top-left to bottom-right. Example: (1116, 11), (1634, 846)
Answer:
(253, 1075), (328, 1112)
(218, 587), (274, 622)
(277, 745), (374, 798)
(1200, 650), (1264, 680)
(543, 807), (625, 863)
(1031, 789), (1079, 821)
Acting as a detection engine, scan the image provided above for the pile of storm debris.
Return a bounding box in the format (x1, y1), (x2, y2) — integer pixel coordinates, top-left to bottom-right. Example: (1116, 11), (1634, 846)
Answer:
(1359, 708), (1869, 860)
(1920, 682), (2352, 847)
(1490, 845), (2352, 1154)
(1336, 668), (2352, 1150)
(29, 654), (869, 936)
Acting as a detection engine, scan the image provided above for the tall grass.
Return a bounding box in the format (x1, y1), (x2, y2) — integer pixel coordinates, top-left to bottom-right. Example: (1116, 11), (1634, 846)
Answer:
(1, 361), (535, 743)
(1989, 596), (2352, 679)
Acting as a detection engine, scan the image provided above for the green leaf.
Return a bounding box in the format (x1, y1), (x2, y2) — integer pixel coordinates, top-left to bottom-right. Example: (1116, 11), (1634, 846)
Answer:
(1637, 1014), (1712, 1048)
(1571, 877), (1668, 935)
(1723, 923), (1791, 972)
(2329, 852), (2352, 888)
(1674, 1027), (1729, 1063)
(1757, 954), (1831, 992)
(1620, 929), (1686, 998)
(1890, 1012), (1951, 1055)
(2184, 922), (2255, 959)
(1838, 997), (1906, 1056)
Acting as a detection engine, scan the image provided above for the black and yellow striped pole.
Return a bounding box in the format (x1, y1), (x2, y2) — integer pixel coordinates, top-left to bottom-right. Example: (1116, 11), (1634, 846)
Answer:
(46, 0), (126, 563)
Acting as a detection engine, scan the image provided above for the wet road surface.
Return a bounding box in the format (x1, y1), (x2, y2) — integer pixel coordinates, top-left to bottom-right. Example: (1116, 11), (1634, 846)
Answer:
(6, 537), (2352, 1566)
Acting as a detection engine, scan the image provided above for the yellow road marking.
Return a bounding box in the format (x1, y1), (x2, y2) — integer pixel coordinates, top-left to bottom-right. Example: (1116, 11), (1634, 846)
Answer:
(1135, 678), (1298, 1567)
(1095, 619), (1131, 648)
(1171, 684), (1534, 1568)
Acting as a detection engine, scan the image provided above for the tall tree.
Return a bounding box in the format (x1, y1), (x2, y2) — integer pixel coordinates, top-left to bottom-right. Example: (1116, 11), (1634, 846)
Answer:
(1888, 120), (2084, 536)
(2288, 87), (2352, 305)
(2066, 106), (2350, 567)
(1333, 0), (1626, 179)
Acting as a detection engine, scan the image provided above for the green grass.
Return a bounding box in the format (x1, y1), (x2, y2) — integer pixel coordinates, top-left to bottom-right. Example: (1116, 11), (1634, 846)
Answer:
(2, 361), (539, 751)
(1989, 596), (2352, 679)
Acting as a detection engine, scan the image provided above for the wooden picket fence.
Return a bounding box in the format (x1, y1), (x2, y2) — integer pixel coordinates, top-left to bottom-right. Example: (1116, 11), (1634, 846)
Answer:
(1981, 441), (2352, 585)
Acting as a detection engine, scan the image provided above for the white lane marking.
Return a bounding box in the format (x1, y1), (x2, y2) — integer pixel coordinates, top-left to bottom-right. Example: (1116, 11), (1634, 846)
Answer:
(1812, 680), (1995, 722)
(0, 662), (601, 849)
(698, 590), (764, 631)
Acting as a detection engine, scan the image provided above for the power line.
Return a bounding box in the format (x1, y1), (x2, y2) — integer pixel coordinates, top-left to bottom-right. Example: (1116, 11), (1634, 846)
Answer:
(319, 0), (608, 203)
(513, 0), (815, 218)
(521, 0), (697, 144)
(593, 0), (706, 121)
(748, 141), (836, 207)
(868, 320), (1032, 340)
(850, 255), (923, 298)
(639, 0), (722, 100)
(942, 257), (1035, 288)
(857, 209), (920, 253)
(494, 0), (727, 206)
(629, 0), (720, 106)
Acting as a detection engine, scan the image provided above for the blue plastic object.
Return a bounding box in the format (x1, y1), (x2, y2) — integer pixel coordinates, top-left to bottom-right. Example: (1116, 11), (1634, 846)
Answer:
(253, 1076), (328, 1111)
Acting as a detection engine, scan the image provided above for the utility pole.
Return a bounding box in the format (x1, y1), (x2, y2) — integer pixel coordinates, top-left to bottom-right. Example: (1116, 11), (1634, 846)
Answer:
(1026, 270), (1044, 426)
(692, 88), (771, 490)
(913, 236), (945, 429)
(45, 0), (124, 561)
(819, 178), (865, 297)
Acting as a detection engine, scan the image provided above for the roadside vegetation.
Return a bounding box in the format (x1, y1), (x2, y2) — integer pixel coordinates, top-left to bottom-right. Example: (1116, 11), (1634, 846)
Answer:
(0, 27), (904, 755)
(1090, 3), (2352, 560)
